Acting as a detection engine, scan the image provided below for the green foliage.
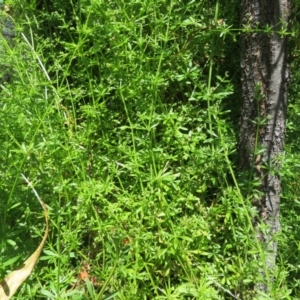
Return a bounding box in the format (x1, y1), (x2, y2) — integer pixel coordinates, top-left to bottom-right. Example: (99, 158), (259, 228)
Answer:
(0, 0), (299, 299)
(278, 21), (300, 297)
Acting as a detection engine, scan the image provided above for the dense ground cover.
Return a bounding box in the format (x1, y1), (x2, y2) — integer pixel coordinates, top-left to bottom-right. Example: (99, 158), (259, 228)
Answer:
(1, 0), (300, 299)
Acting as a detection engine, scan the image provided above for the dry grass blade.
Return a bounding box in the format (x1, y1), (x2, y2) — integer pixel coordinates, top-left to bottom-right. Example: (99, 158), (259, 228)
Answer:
(0, 175), (49, 300)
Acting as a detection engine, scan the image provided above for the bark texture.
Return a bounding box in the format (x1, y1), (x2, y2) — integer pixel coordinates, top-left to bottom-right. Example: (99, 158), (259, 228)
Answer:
(239, 0), (290, 292)
(0, 6), (15, 85)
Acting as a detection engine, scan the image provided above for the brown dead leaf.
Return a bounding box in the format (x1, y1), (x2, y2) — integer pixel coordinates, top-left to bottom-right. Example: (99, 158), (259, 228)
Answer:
(0, 177), (49, 300)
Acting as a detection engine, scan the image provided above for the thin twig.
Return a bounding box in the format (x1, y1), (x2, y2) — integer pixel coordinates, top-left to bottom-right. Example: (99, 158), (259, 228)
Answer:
(21, 173), (43, 207)
(21, 33), (51, 82)
(207, 275), (241, 300)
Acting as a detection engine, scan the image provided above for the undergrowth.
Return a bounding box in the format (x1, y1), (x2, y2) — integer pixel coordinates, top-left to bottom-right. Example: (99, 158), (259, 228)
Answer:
(0, 0), (299, 299)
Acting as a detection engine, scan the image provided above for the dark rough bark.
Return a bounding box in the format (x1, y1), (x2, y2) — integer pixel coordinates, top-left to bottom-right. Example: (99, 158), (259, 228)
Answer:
(0, 6), (15, 85)
(239, 0), (290, 293)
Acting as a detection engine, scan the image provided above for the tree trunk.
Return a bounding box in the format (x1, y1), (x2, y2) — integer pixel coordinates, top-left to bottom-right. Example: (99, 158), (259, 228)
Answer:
(239, 0), (290, 293)
(0, 5), (15, 85)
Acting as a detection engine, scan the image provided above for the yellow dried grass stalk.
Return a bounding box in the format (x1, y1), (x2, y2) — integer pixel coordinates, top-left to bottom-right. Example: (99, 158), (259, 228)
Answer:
(0, 175), (49, 299)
